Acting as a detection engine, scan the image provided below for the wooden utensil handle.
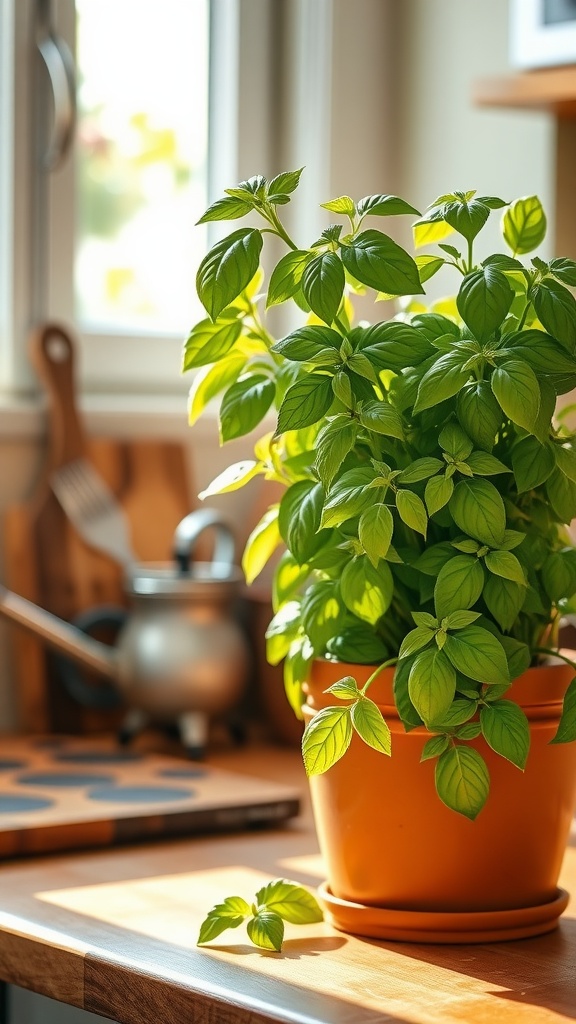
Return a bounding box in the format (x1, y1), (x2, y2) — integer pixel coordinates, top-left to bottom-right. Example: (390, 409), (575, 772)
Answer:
(30, 322), (86, 466)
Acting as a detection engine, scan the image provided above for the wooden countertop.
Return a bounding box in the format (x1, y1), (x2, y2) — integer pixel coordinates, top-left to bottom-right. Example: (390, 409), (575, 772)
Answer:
(0, 744), (575, 1024)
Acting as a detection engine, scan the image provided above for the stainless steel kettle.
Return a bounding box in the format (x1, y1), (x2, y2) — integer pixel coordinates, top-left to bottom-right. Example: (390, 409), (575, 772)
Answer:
(0, 510), (250, 756)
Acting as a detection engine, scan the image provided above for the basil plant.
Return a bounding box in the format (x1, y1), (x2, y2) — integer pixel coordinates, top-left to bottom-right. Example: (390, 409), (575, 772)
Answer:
(185, 170), (576, 818)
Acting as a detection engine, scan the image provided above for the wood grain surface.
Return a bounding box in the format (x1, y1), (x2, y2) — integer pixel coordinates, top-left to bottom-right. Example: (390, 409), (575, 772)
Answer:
(473, 66), (576, 114)
(0, 745), (575, 1024)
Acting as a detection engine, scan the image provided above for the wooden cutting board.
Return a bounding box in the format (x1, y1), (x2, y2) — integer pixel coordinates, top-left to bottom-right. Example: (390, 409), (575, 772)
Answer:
(3, 324), (193, 734)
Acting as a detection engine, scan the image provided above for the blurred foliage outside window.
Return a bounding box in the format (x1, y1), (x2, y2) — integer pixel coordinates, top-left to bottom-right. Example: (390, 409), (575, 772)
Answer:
(76, 0), (209, 333)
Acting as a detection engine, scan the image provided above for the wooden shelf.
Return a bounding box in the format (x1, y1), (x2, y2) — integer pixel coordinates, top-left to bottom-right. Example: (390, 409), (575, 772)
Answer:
(474, 66), (576, 116)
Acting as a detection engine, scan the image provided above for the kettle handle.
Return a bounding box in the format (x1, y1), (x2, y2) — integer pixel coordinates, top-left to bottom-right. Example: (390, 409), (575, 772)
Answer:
(173, 509), (237, 576)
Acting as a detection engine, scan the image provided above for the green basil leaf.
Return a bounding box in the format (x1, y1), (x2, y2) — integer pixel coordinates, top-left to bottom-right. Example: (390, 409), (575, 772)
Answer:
(242, 506), (281, 585)
(416, 255), (445, 283)
(398, 626), (436, 660)
(199, 459), (262, 499)
(431, 698), (478, 728)
(443, 198), (489, 242)
(358, 503), (394, 566)
(301, 581), (346, 653)
(546, 467), (576, 523)
(354, 321), (433, 371)
(465, 451), (511, 476)
(413, 350), (472, 414)
(265, 600), (302, 665)
(351, 698), (392, 754)
(444, 610), (481, 630)
(247, 911), (285, 952)
(457, 381), (503, 451)
(254, 879), (324, 924)
(327, 627), (389, 665)
(502, 329), (576, 375)
(435, 746), (490, 819)
(511, 436), (555, 493)
(434, 555), (484, 619)
(321, 195), (355, 215)
(340, 556), (393, 624)
(549, 258), (576, 287)
(278, 481), (325, 565)
(449, 478), (506, 547)
(341, 229), (423, 296)
(425, 474), (454, 516)
(502, 195), (546, 255)
(302, 705), (353, 775)
(554, 445), (576, 483)
(414, 542), (455, 575)
(302, 252), (345, 325)
(187, 355), (246, 426)
(482, 575), (526, 633)
(197, 228), (263, 320)
(321, 467), (379, 528)
(484, 550), (526, 585)
(397, 457), (443, 483)
(267, 251), (313, 307)
(409, 648), (456, 725)
(542, 549), (576, 601)
(357, 194), (420, 218)
(268, 167), (304, 195)
(314, 416), (358, 488)
(480, 700), (530, 769)
(197, 896), (251, 944)
(421, 735), (451, 761)
(456, 266), (513, 343)
(533, 280), (576, 351)
(439, 422), (474, 459)
(183, 317), (243, 370)
(196, 195), (253, 224)
(220, 374), (275, 441)
(277, 373), (334, 433)
(272, 325), (342, 361)
(491, 359), (540, 431)
(551, 677), (576, 744)
(444, 626), (510, 684)
(358, 400), (405, 440)
(396, 489), (428, 537)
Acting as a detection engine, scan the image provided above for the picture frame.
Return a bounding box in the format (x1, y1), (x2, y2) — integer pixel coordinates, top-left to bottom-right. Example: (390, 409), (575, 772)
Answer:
(510, 0), (576, 69)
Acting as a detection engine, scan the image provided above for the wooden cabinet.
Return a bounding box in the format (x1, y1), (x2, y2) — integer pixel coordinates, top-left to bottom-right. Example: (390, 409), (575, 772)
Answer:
(474, 67), (576, 256)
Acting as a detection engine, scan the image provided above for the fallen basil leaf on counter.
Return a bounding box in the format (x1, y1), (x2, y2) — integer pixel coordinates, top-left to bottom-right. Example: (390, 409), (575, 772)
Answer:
(197, 879), (324, 952)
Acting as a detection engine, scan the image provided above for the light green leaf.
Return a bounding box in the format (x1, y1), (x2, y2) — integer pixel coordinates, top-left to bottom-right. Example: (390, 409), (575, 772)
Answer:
(416, 254), (445, 283)
(491, 360), (540, 432)
(412, 611), (439, 628)
(315, 416), (358, 488)
(272, 325), (342, 361)
(301, 581), (346, 652)
(396, 489), (428, 536)
(220, 375), (275, 442)
(321, 195), (355, 215)
(444, 626), (510, 685)
(449, 478), (506, 547)
(465, 451), (511, 476)
(439, 422), (474, 459)
(247, 911), (284, 952)
(358, 503), (394, 566)
(398, 626), (437, 660)
(284, 638), (314, 719)
(340, 556), (393, 624)
(483, 575), (526, 633)
(277, 373), (334, 433)
(187, 355), (246, 426)
(413, 216), (455, 249)
(444, 610), (481, 629)
(408, 648), (456, 725)
(254, 879), (324, 924)
(430, 698), (478, 728)
(511, 436), (555, 493)
(413, 350), (472, 413)
(358, 400), (405, 439)
(421, 735), (451, 761)
(554, 445), (576, 483)
(197, 896), (251, 944)
(341, 230), (423, 296)
(550, 258), (576, 287)
(272, 551), (309, 613)
(434, 555), (484, 618)
(456, 266), (513, 343)
(197, 228), (263, 320)
(302, 252), (345, 325)
(183, 317), (243, 370)
(351, 698), (392, 754)
(484, 550), (526, 585)
(267, 250), (312, 307)
(357, 194), (420, 218)
(242, 506), (280, 584)
(196, 195), (253, 224)
(542, 549), (576, 601)
(265, 601), (302, 666)
(546, 467), (576, 523)
(302, 705), (353, 775)
(533, 280), (576, 352)
(327, 627), (389, 665)
(480, 700), (530, 769)
(321, 467), (379, 528)
(397, 458), (443, 484)
(268, 167), (304, 195)
(326, 676), (361, 700)
(425, 474), (454, 516)
(435, 746), (490, 819)
(502, 195), (546, 255)
(199, 460), (262, 499)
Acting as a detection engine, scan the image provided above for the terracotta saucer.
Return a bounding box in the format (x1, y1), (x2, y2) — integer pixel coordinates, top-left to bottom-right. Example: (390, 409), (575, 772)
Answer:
(318, 882), (570, 944)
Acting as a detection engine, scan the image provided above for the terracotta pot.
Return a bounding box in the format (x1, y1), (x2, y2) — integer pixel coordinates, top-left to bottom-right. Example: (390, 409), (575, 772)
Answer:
(304, 657), (576, 942)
